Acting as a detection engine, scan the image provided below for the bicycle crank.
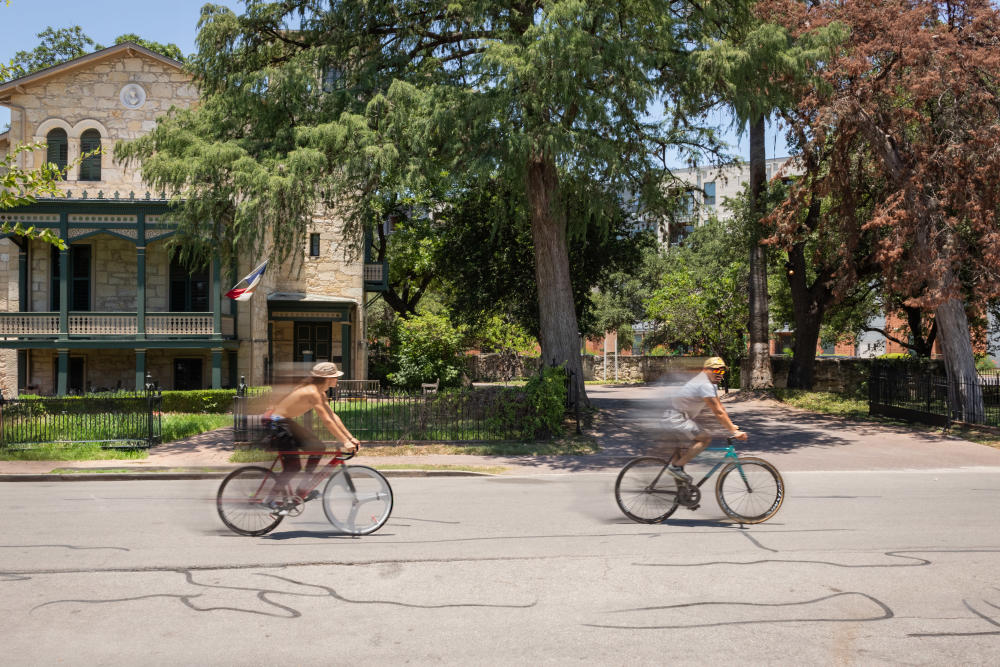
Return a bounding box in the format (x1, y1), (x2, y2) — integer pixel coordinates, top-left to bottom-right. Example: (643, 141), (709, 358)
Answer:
(678, 484), (701, 509)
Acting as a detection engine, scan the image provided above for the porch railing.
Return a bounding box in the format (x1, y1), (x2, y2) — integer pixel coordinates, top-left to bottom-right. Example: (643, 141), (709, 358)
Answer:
(0, 312), (235, 338)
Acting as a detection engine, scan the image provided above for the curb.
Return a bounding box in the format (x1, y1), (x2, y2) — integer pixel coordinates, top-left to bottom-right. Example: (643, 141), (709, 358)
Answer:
(0, 469), (496, 482)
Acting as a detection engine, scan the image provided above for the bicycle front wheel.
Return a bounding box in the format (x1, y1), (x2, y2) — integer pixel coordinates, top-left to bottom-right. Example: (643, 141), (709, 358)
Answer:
(322, 465), (394, 535)
(715, 457), (784, 524)
(615, 457), (680, 523)
(217, 466), (285, 536)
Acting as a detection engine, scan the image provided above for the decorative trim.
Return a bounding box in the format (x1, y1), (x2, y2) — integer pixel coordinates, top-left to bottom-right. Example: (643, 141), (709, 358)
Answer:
(68, 214), (138, 223)
(119, 83), (147, 109)
(0, 213), (60, 223)
(67, 227), (102, 239)
(270, 311), (347, 321)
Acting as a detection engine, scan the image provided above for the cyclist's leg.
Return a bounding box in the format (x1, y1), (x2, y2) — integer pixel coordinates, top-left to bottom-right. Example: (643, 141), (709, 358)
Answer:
(670, 415), (713, 468)
(282, 419), (325, 497)
(270, 419), (304, 500)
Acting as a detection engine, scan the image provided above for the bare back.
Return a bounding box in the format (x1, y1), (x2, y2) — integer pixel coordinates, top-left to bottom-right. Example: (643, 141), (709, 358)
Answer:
(271, 383), (326, 420)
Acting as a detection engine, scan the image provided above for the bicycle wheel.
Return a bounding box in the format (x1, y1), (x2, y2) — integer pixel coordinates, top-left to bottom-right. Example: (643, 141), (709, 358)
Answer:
(714, 457), (784, 524)
(615, 457), (680, 523)
(216, 466), (285, 536)
(322, 465), (394, 535)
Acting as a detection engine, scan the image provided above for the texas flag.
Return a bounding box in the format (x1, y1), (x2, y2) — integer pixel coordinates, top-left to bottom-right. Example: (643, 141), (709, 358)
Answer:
(225, 261), (268, 301)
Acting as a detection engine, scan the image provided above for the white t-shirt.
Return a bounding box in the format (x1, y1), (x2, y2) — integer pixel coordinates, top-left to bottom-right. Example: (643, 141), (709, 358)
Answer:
(668, 372), (717, 418)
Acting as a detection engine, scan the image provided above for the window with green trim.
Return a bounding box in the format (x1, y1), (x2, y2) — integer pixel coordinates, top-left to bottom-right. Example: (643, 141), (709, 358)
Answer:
(46, 128), (68, 171)
(79, 129), (102, 181)
(50, 245), (91, 311)
(169, 257), (210, 312)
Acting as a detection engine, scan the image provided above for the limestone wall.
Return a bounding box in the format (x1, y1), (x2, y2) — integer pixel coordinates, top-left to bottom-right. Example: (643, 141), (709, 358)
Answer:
(6, 52), (196, 196)
(0, 238), (18, 396)
(93, 236), (137, 310)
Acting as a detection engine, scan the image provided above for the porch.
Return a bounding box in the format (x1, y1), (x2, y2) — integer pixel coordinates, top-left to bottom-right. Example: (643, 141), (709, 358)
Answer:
(0, 197), (238, 394)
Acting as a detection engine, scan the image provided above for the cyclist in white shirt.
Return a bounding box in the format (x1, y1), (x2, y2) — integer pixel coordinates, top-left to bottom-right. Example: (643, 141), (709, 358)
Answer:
(661, 357), (747, 482)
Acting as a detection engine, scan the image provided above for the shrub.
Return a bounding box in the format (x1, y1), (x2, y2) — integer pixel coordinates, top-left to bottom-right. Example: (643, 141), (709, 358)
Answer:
(521, 365), (567, 439)
(388, 312), (467, 389)
(160, 389), (239, 413)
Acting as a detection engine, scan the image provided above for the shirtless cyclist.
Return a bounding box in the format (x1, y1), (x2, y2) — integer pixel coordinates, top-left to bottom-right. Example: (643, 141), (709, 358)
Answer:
(264, 362), (360, 512)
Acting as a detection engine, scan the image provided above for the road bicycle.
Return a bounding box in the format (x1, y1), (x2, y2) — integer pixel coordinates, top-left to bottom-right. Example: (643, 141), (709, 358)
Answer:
(217, 449), (393, 537)
(614, 439), (784, 525)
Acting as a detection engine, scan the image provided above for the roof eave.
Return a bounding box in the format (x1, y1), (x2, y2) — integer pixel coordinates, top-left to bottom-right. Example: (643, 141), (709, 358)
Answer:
(0, 42), (186, 98)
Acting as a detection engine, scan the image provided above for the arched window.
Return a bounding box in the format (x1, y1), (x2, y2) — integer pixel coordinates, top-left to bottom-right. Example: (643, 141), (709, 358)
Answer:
(45, 128), (68, 171)
(79, 129), (101, 181)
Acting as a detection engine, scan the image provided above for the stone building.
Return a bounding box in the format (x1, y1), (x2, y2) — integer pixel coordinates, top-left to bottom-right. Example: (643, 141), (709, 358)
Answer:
(0, 43), (385, 395)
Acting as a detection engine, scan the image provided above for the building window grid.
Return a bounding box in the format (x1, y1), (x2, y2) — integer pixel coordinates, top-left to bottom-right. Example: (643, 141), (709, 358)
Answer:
(78, 129), (102, 181)
(309, 233), (321, 257)
(45, 128), (68, 171)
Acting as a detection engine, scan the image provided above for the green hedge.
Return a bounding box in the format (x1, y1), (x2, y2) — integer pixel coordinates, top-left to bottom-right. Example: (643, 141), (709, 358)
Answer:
(160, 389), (238, 413)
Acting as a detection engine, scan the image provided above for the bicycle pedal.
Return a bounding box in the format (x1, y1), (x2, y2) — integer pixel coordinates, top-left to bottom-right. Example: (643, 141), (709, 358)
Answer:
(686, 504), (700, 511)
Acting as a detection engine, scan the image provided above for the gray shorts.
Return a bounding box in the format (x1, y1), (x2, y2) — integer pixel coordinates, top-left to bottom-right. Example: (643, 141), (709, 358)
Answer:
(660, 410), (716, 439)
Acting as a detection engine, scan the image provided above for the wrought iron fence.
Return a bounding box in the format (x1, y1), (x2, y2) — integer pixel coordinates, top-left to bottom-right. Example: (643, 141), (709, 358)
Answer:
(0, 378), (162, 449)
(868, 363), (1000, 427)
(233, 378), (531, 443)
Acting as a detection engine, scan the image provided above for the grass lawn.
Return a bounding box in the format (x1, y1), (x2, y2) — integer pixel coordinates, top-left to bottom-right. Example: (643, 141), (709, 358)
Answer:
(0, 412), (231, 461)
(773, 389), (1000, 448)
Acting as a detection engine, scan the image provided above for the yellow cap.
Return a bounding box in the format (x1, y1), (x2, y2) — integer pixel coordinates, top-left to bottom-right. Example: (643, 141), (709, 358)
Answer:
(703, 356), (727, 370)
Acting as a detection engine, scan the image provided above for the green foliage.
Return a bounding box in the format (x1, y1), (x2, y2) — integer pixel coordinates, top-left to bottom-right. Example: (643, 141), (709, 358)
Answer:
(467, 315), (537, 355)
(645, 215), (749, 365)
(434, 175), (652, 339)
(6, 26), (98, 78)
(773, 389), (868, 419)
(388, 312), (467, 389)
(520, 366), (568, 439)
(160, 389), (243, 413)
(3, 25), (185, 81)
(112, 34), (185, 61)
(976, 356), (998, 372)
(590, 243), (670, 338)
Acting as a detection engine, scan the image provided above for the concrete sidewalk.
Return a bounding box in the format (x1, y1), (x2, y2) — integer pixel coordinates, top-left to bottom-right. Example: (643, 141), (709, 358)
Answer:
(3, 384), (1000, 480)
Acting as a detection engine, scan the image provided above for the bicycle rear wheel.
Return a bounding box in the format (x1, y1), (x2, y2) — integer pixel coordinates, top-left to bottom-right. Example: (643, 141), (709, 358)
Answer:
(615, 457), (680, 523)
(217, 466), (285, 536)
(714, 457), (784, 524)
(322, 465), (394, 535)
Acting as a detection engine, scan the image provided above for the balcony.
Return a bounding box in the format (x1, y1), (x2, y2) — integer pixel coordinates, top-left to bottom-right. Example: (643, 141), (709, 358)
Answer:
(364, 261), (388, 292)
(0, 312), (236, 338)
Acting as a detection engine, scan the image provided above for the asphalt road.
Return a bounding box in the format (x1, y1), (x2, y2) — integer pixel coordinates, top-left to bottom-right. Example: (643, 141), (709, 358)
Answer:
(3, 468), (1000, 665)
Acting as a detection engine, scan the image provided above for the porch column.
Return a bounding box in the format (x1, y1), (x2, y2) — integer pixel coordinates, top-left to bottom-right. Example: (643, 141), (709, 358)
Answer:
(58, 213), (68, 338)
(136, 246), (146, 336)
(136, 212), (146, 337)
(135, 349), (146, 391)
(17, 243), (27, 312)
(211, 348), (223, 389)
(58, 247), (69, 339)
(56, 349), (68, 395)
(340, 323), (352, 379)
(212, 253), (222, 339)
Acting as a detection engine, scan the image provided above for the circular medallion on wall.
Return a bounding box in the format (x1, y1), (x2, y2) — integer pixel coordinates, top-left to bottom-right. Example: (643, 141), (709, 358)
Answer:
(119, 83), (147, 109)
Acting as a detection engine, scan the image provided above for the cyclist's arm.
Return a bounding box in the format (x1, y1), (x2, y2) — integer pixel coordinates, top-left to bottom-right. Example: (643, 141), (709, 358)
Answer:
(313, 392), (360, 450)
(703, 397), (747, 439)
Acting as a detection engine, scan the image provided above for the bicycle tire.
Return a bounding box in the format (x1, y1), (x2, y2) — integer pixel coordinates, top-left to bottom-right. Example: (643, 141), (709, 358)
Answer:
(217, 466), (285, 536)
(322, 465), (394, 535)
(615, 457), (680, 523)
(714, 456), (784, 524)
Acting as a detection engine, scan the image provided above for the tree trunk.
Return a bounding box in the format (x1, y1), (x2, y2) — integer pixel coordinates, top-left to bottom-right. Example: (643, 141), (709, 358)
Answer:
(746, 114), (773, 389)
(526, 155), (589, 409)
(785, 242), (828, 389)
(935, 297), (983, 423)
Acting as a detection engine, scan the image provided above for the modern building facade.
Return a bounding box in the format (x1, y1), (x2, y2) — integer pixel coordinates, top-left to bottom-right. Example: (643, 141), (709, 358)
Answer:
(0, 43), (385, 395)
